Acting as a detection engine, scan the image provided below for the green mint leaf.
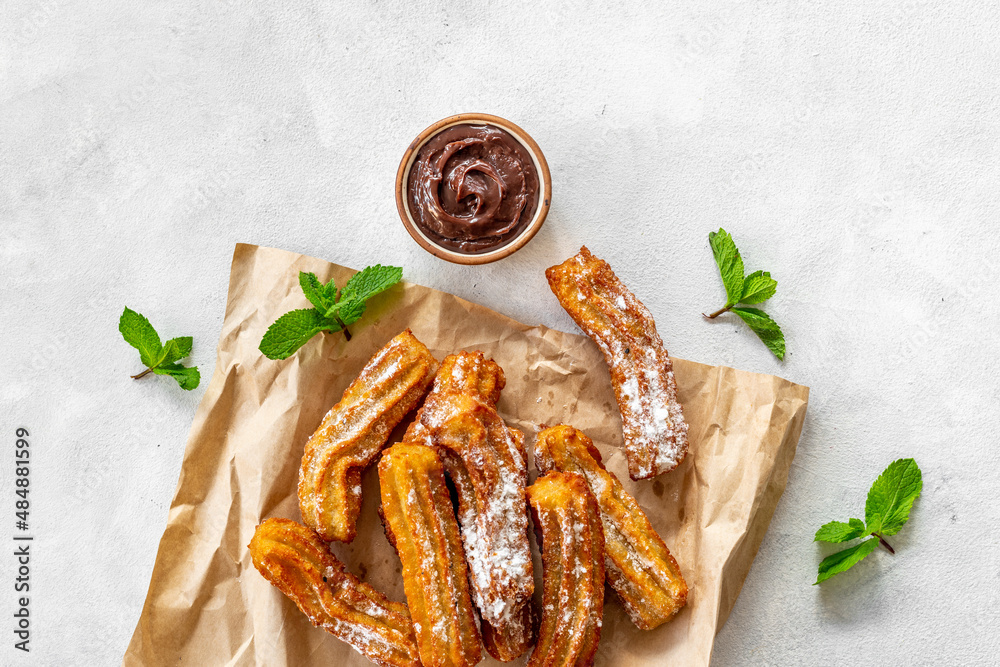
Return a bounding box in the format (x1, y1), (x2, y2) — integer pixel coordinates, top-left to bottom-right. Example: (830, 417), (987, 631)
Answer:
(120, 308), (198, 389)
(338, 265), (403, 305)
(259, 308), (339, 360)
(739, 270), (777, 305)
(167, 336), (193, 360)
(328, 265), (403, 326)
(153, 363), (201, 390)
(815, 518), (867, 543)
(815, 537), (879, 584)
(120, 307), (163, 368)
(322, 275), (340, 301)
(158, 336), (193, 366)
(704, 230), (786, 357)
(709, 229), (745, 307)
(299, 272), (332, 313)
(865, 458), (922, 536)
(336, 298), (368, 326)
(261, 265), (404, 361)
(731, 306), (786, 360)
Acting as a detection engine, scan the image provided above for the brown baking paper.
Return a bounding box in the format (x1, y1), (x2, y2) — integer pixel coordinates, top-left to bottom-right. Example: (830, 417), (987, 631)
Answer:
(123, 243), (809, 667)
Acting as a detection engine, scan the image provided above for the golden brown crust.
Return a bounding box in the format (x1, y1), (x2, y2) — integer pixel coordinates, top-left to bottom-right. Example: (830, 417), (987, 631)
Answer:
(248, 518), (420, 667)
(417, 352), (536, 662)
(545, 247), (689, 480)
(534, 425), (687, 629)
(298, 329), (438, 542)
(526, 472), (605, 667)
(378, 443), (483, 667)
(402, 351), (505, 446)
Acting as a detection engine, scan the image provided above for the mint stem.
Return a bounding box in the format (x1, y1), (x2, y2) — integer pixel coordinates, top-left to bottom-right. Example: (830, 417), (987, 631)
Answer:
(131, 368), (154, 380)
(334, 315), (352, 341)
(703, 305), (734, 319)
(326, 323), (352, 341)
(874, 533), (895, 554)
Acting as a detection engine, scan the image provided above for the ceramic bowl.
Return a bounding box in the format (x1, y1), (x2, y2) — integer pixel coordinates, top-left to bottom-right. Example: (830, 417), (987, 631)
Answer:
(395, 113), (551, 265)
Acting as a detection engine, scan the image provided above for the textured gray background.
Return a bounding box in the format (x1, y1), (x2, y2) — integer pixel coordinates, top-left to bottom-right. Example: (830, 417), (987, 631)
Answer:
(2, 1), (999, 665)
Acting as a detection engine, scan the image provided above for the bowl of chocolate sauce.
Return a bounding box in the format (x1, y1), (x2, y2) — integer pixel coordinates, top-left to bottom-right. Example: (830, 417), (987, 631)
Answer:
(396, 113), (551, 264)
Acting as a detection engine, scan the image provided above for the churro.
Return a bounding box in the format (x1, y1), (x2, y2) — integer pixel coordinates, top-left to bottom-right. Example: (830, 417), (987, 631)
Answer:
(546, 247), (689, 480)
(525, 471), (605, 667)
(414, 352), (536, 662)
(378, 442), (482, 667)
(248, 518), (420, 667)
(298, 329), (438, 542)
(535, 424), (687, 629)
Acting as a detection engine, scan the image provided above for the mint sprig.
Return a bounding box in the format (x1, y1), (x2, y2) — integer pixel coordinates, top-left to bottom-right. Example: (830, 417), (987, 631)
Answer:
(814, 458), (922, 584)
(119, 307), (200, 390)
(259, 265), (403, 360)
(704, 228), (785, 360)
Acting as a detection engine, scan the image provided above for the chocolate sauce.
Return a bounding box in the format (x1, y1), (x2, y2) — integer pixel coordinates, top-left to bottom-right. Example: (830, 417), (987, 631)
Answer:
(407, 124), (540, 254)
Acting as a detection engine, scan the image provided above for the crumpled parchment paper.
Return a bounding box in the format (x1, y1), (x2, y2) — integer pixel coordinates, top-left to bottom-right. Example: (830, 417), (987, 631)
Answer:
(124, 243), (809, 667)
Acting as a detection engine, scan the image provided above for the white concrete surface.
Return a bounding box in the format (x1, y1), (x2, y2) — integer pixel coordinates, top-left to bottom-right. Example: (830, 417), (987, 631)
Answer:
(2, 1), (999, 665)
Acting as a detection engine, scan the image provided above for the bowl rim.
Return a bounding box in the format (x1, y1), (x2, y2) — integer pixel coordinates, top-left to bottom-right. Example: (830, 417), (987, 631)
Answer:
(395, 113), (552, 265)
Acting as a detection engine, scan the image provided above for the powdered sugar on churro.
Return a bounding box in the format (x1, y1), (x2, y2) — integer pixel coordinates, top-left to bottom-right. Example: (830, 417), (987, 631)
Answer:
(547, 247), (689, 479)
(460, 459), (531, 623)
(430, 413), (531, 624)
(250, 518), (418, 665)
(612, 335), (689, 476)
(418, 353), (534, 629)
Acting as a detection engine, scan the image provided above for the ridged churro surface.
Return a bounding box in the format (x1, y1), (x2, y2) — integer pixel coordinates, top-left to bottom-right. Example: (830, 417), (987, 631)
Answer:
(546, 247), (689, 480)
(298, 329), (438, 542)
(378, 443), (483, 667)
(526, 471), (605, 667)
(248, 518), (420, 667)
(415, 352), (536, 662)
(535, 425), (688, 629)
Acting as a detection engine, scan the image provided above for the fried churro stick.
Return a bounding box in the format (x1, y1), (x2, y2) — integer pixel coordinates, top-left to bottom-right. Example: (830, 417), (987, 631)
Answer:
(526, 472), (605, 667)
(535, 425), (688, 630)
(299, 329), (438, 543)
(378, 443), (483, 667)
(402, 351), (505, 445)
(413, 352), (536, 662)
(248, 518), (420, 667)
(546, 247), (689, 480)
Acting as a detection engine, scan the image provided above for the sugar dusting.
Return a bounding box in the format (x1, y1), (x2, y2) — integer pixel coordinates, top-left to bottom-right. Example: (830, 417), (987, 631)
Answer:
(300, 336), (420, 534)
(301, 342), (405, 485)
(324, 615), (400, 664)
(553, 436), (683, 627)
(611, 338), (689, 476)
(261, 524), (417, 666)
(454, 425), (531, 624)
(419, 354), (534, 630)
(567, 253), (689, 478)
